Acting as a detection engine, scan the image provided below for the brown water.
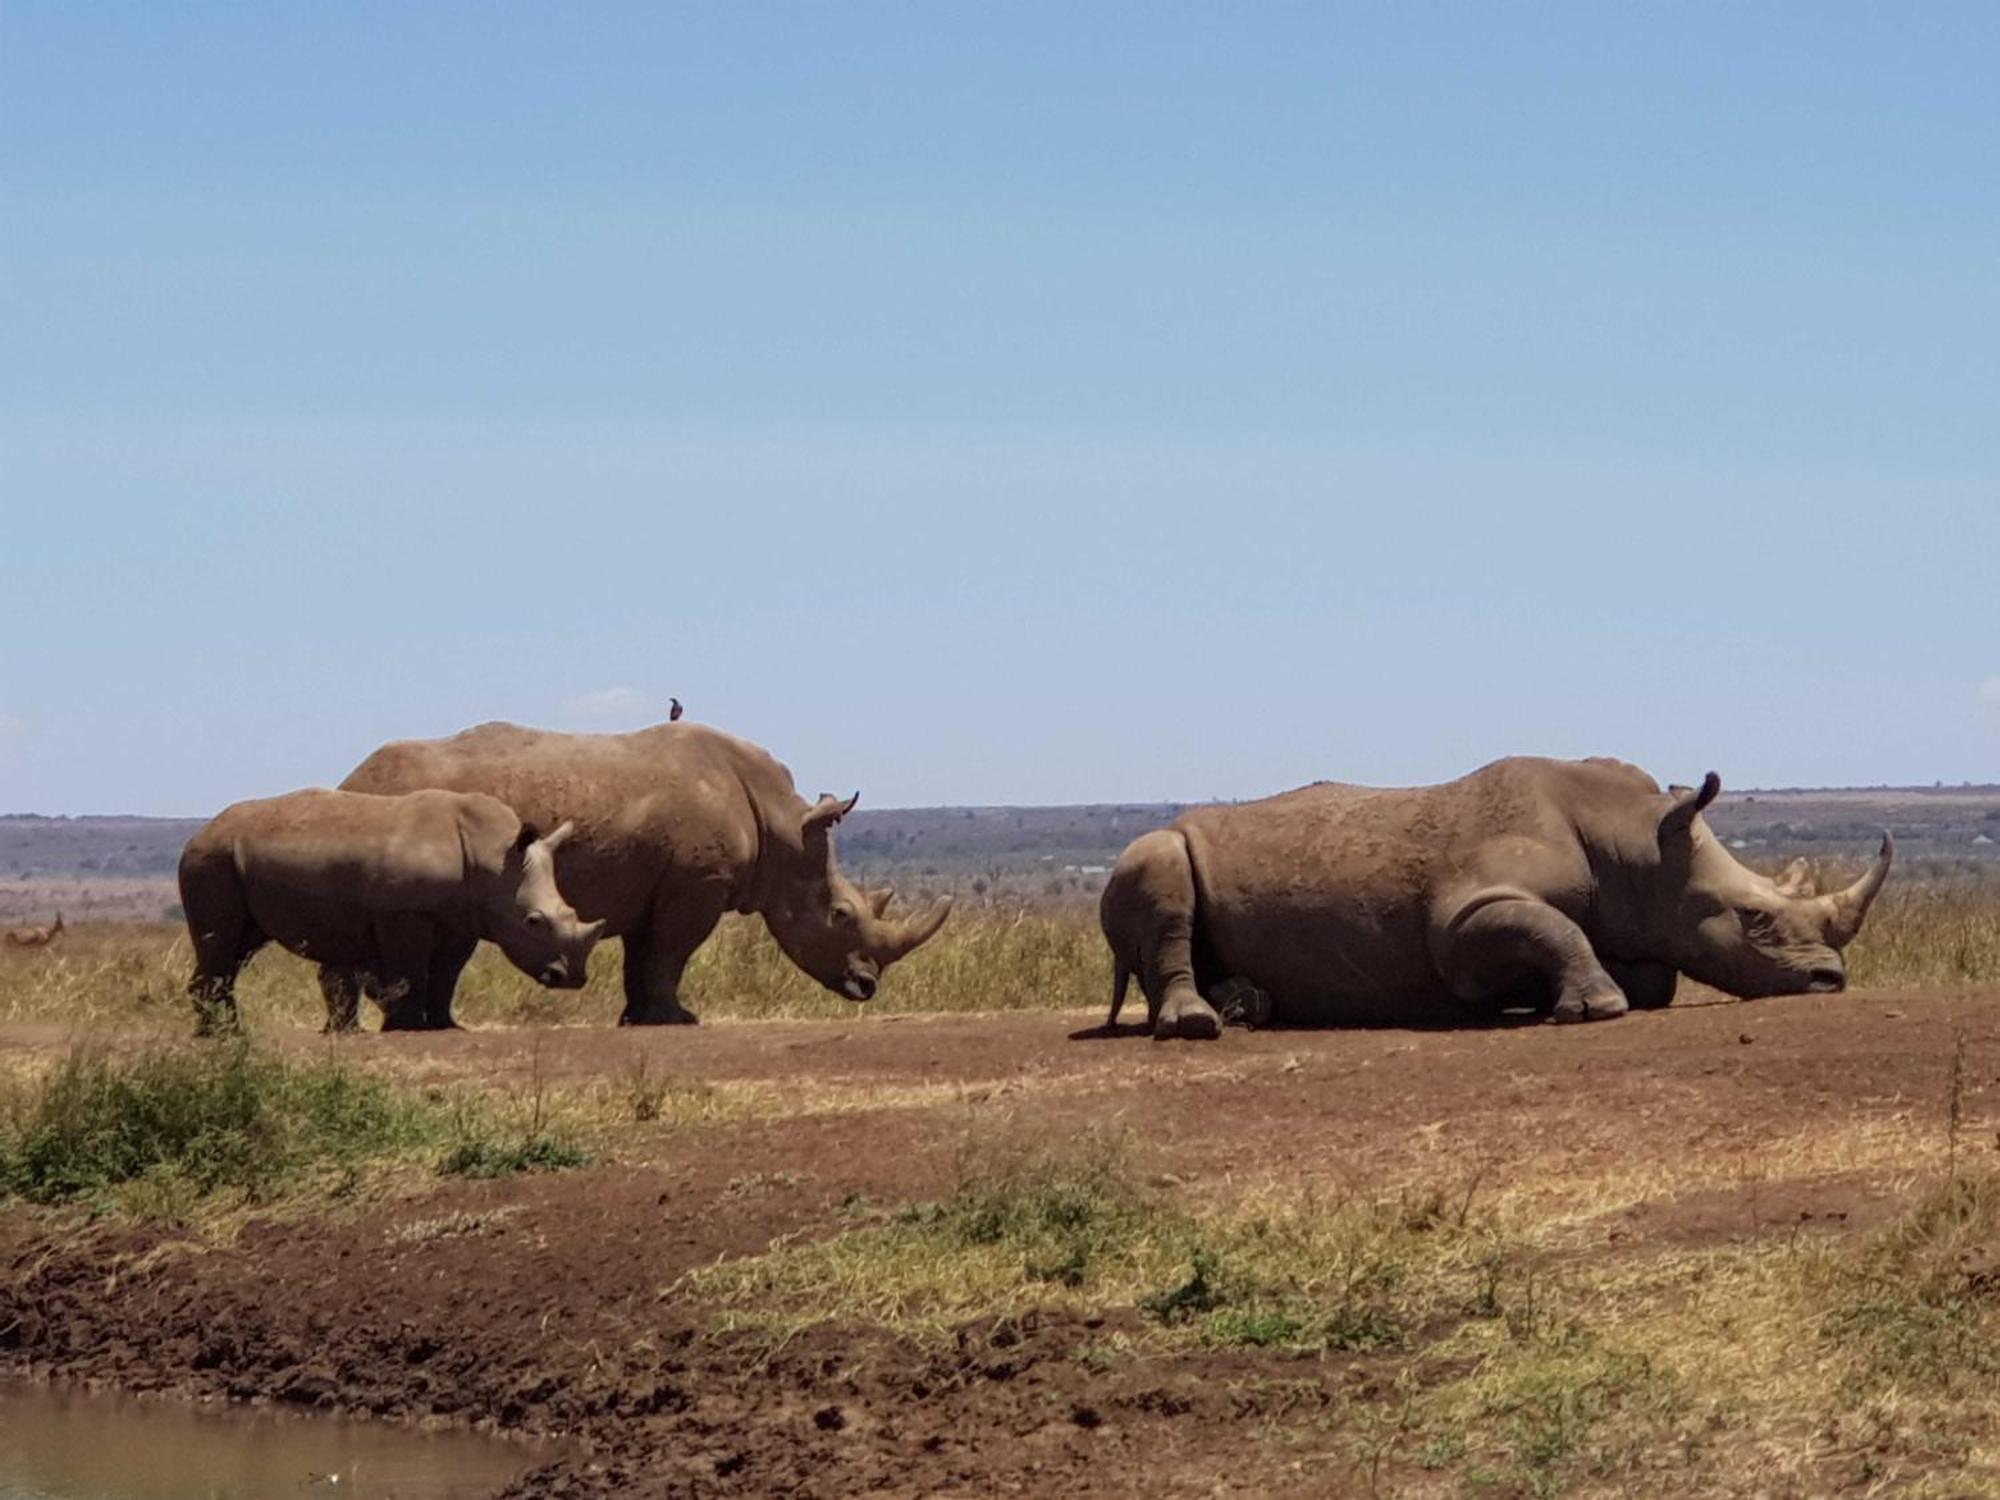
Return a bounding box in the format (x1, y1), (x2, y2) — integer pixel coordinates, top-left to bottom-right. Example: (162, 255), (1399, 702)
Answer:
(0, 1381), (541, 1499)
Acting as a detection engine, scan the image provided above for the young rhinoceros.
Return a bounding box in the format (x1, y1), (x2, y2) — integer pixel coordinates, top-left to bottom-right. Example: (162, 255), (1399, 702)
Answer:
(178, 788), (605, 1033)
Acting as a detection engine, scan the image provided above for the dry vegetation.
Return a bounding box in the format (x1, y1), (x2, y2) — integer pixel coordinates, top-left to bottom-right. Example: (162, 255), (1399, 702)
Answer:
(2, 872), (1998, 1035)
(5, 882), (2000, 1495)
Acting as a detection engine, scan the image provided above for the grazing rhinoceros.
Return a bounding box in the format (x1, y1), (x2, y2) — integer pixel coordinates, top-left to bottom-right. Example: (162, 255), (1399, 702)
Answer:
(333, 719), (953, 1026)
(179, 788), (605, 1033)
(1100, 757), (1892, 1040)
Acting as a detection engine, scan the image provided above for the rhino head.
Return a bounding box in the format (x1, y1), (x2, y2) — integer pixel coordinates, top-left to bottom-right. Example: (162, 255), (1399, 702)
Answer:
(1653, 773), (1893, 998)
(763, 792), (953, 1001)
(487, 820), (608, 989)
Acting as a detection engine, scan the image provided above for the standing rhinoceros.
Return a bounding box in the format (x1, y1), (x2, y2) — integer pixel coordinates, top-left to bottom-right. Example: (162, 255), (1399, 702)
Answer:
(332, 719), (952, 1026)
(179, 788), (605, 1033)
(1101, 757), (1892, 1040)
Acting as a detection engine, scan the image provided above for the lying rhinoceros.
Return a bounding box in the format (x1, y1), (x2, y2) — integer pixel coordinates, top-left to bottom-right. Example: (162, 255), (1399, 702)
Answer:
(179, 788), (604, 1033)
(1101, 756), (1892, 1039)
(333, 719), (952, 1026)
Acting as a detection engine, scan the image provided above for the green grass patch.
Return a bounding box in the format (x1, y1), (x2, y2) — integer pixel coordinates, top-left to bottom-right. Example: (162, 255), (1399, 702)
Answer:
(684, 1136), (1504, 1356)
(0, 1038), (590, 1217)
(1817, 1172), (2000, 1394)
(0, 1039), (434, 1211)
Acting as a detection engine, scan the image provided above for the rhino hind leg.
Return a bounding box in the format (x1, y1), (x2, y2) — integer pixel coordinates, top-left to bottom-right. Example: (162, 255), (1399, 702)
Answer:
(1442, 897), (1629, 1025)
(1100, 830), (1220, 1042)
(182, 863), (262, 1036)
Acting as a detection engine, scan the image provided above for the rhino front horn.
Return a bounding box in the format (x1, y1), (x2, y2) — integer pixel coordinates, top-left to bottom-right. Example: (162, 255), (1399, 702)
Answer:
(883, 896), (953, 962)
(1822, 831), (1893, 948)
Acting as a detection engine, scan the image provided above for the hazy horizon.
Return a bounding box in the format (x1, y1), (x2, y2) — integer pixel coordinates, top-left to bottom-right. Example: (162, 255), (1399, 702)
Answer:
(5, 5), (1996, 816)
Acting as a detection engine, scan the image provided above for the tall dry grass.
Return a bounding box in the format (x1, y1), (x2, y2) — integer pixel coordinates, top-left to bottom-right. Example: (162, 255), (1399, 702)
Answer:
(0, 879), (1994, 1033)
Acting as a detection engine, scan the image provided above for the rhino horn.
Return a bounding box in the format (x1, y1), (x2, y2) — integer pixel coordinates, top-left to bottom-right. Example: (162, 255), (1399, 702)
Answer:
(1772, 857), (1816, 898)
(540, 819), (579, 853)
(866, 886), (896, 919)
(880, 895), (952, 962)
(1821, 832), (1893, 948)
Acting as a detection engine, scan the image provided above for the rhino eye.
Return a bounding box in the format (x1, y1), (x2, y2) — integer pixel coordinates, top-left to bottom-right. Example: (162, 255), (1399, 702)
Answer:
(525, 910), (549, 930)
(1734, 906), (1777, 937)
(831, 902), (858, 927)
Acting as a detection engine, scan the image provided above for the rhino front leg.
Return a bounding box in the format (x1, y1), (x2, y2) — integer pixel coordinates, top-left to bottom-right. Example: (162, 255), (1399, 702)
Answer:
(318, 966), (363, 1033)
(373, 915), (437, 1032)
(420, 933), (478, 1030)
(618, 891), (726, 1026)
(1440, 897), (1628, 1023)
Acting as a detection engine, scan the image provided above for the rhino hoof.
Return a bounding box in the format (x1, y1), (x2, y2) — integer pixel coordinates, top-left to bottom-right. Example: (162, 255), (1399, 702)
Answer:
(1154, 994), (1222, 1042)
(620, 1004), (701, 1027)
(1552, 987), (1630, 1024)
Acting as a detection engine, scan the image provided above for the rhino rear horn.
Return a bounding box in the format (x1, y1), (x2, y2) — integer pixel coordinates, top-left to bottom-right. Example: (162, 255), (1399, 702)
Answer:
(1773, 857), (1817, 898)
(866, 886), (896, 919)
(1822, 832), (1893, 947)
(1658, 772), (1721, 843)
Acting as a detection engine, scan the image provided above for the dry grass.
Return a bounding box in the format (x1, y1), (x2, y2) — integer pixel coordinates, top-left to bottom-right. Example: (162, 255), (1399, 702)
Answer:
(0, 909), (1107, 1032)
(681, 1120), (2000, 1497)
(1, 881), (1994, 1036)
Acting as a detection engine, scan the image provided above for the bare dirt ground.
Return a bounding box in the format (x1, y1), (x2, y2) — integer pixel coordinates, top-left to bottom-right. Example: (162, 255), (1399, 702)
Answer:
(3, 988), (1997, 1497)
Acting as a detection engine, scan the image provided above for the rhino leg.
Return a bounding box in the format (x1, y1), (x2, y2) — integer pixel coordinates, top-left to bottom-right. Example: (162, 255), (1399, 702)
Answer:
(419, 934), (477, 1030)
(318, 966), (363, 1034)
(372, 915), (437, 1032)
(619, 893), (723, 1026)
(1441, 897), (1628, 1024)
(1604, 959), (1677, 1011)
(182, 863), (261, 1036)
(1101, 830), (1219, 1041)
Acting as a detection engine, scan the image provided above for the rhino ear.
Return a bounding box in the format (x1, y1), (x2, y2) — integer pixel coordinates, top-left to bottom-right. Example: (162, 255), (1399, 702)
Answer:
(801, 792), (859, 840)
(1658, 772), (1721, 845)
(1773, 857), (1817, 898)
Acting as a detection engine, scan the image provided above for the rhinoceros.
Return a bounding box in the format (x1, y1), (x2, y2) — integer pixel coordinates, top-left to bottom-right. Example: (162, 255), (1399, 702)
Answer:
(333, 719), (953, 1027)
(1100, 757), (1892, 1039)
(179, 788), (605, 1033)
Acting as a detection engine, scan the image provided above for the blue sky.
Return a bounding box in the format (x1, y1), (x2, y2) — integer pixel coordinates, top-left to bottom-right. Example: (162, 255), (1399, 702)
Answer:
(3, 3), (1995, 814)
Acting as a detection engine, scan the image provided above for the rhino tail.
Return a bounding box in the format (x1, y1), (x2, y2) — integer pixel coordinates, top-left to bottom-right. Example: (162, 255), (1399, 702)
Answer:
(1107, 953), (1132, 1030)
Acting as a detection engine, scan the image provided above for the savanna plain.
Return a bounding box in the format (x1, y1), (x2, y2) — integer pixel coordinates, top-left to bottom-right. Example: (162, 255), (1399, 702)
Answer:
(5, 794), (2000, 1497)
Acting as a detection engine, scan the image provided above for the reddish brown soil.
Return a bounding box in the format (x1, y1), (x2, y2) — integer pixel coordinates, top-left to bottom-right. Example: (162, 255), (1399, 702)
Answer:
(3, 986), (1997, 1497)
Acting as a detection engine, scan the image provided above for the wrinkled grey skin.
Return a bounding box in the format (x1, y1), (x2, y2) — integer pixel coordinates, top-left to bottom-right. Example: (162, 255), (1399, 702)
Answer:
(1101, 757), (1892, 1040)
(179, 788), (604, 1034)
(333, 719), (952, 1027)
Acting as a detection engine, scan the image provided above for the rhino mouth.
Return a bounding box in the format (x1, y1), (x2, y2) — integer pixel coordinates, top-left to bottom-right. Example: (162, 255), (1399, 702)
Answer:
(842, 973), (878, 1002)
(1805, 968), (1846, 994)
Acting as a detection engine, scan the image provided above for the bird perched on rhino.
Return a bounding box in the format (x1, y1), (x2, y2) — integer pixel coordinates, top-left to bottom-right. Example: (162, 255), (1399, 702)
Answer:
(332, 718), (952, 1030)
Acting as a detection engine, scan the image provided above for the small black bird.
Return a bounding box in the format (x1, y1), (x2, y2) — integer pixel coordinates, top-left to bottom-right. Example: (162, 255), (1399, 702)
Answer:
(669, 698), (684, 721)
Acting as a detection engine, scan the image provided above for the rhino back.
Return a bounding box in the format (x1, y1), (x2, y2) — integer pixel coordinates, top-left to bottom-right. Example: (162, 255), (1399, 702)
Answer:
(339, 722), (772, 934)
(193, 789), (475, 961)
(1176, 760), (1602, 1013)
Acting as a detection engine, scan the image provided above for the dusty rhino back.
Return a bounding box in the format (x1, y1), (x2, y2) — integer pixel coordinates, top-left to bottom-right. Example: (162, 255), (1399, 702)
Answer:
(1176, 761), (1605, 1019)
(340, 723), (765, 935)
(1176, 782), (1449, 1014)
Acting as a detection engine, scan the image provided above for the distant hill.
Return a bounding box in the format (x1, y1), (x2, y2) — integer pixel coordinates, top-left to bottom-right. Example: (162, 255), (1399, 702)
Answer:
(4, 784), (1996, 923)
